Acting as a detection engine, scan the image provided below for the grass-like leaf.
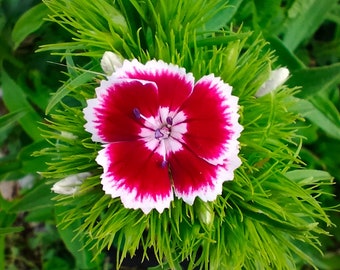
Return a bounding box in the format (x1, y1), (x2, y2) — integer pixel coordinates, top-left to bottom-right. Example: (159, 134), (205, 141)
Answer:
(1, 69), (43, 141)
(35, 1), (334, 269)
(11, 3), (50, 50)
(282, 0), (338, 51)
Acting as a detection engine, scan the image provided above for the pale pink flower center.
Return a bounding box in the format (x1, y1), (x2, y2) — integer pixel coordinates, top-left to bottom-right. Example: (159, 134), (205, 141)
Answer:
(133, 107), (187, 167)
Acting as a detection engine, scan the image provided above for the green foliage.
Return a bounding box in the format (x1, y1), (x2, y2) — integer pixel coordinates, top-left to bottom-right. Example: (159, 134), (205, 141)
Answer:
(32, 0), (336, 269)
(232, 1), (340, 269)
(282, 0), (338, 51)
(0, 0), (339, 269)
(11, 3), (50, 50)
(1, 70), (43, 141)
(55, 205), (103, 269)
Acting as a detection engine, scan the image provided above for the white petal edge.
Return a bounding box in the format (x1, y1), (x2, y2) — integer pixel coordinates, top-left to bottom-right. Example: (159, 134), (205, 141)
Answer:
(114, 59), (195, 87)
(83, 98), (104, 142)
(97, 146), (174, 214)
(193, 75), (243, 166)
(83, 78), (158, 143)
(174, 164), (236, 205)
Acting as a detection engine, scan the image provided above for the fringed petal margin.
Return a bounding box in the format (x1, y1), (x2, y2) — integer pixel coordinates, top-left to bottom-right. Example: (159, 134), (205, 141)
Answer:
(180, 75), (243, 166)
(84, 79), (159, 143)
(97, 141), (173, 214)
(115, 59), (195, 112)
(169, 145), (236, 205)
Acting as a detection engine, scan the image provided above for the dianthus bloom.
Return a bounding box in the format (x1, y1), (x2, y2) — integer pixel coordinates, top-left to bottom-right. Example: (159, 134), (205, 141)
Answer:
(83, 59), (243, 214)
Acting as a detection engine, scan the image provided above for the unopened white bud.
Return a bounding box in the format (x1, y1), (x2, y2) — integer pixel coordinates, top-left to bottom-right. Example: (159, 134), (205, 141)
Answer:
(60, 131), (77, 140)
(255, 67), (289, 97)
(100, 51), (123, 75)
(51, 172), (90, 195)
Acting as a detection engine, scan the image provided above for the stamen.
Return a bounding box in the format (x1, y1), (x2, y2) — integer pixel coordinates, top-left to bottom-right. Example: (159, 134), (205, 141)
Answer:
(166, 116), (173, 125)
(161, 160), (168, 168)
(155, 129), (164, 139)
(133, 108), (141, 119)
(132, 108), (154, 126)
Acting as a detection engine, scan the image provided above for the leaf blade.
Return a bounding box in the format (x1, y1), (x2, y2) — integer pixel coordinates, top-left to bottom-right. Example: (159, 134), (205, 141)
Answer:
(1, 69), (43, 141)
(287, 63), (340, 97)
(11, 3), (50, 50)
(282, 0), (338, 51)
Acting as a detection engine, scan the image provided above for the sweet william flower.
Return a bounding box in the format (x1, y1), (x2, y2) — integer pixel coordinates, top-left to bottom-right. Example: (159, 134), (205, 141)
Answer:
(83, 59), (243, 214)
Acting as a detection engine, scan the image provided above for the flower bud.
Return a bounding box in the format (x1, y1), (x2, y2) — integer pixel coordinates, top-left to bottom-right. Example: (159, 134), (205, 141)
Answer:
(255, 67), (289, 97)
(195, 200), (214, 228)
(100, 51), (123, 75)
(60, 131), (77, 140)
(221, 40), (240, 79)
(51, 172), (90, 195)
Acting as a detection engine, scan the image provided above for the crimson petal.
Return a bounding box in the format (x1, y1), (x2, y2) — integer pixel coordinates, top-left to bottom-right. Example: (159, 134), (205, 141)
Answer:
(84, 59), (243, 213)
(115, 60), (195, 112)
(84, 79), (159, 143)
(179, 75), (242, 165)
(169, 146), (235, 205)
(98, 141), (173, 214)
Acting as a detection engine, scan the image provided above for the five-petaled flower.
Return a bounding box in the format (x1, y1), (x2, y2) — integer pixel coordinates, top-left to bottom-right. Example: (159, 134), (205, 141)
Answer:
(83, 59), (243, 214)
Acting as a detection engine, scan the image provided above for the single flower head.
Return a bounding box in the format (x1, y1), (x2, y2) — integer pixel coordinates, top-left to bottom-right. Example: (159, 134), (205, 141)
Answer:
(51, 172), (91, 195)
(83, 59), (243, 214)
(100, 51), (124, 75)
(255, 67), (289, 97)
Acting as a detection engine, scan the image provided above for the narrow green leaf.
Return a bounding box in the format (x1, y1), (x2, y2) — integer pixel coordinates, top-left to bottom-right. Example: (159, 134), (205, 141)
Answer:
(327, 5), (340, 25)
(24, 207), (54, 223)
(241, 206), (311, 232)
(203, 0), (244, 31)
(11, 3), (50, 50)
(55, 205), (101, 269)
(310, 95), (340, 128)
(195, 33), (250, 47)
(286, 169), (333, 183)
(46, 71), (96, 114)
(0, 160), (22, 175)
(266, 36), (305, 70)
(290, 98), (340, 140)
(18, 140), (50, 174)
(316, 251), (340, 269)
(287, 63), (340, 98)
(0, 109), (28, 133)
(1, 69), (43, 141)
(253, 0), (282, 33)
(282, 0), (338, 51)
(0, 226), (24, 235)
(8, 182), (54, 213)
